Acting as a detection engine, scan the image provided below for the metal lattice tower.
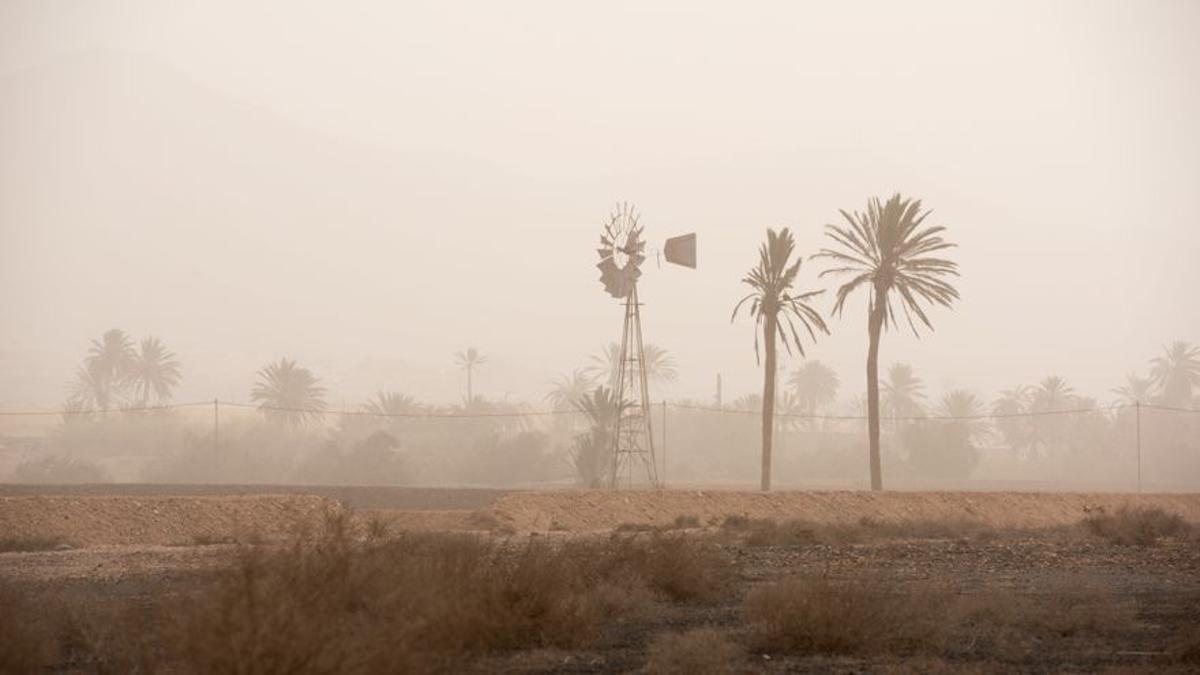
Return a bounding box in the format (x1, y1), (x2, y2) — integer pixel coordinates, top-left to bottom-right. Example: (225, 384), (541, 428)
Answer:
(610, 284), (658, 487)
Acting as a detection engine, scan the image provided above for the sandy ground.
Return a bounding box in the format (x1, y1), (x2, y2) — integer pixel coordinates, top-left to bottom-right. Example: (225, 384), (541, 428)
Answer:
(5, 486), (1200, 546)
(482, 489), (1200, 533)
(2, 485), (1199, 672)
(0, 494), (335, 546)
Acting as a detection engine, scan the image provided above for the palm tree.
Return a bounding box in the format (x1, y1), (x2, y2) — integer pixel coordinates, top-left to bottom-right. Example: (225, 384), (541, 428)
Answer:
(1030, 375), (1076, 452)
(587, 342), (678, 389)
(362, 391), (423, 417)
(545, 369), (596, 411)
(1111, 373), (1154, 406)
(82, 328), (137, 410)
(569, 386), (625, 487)
(128, 336), (181, 405)
(732, 227), (828, 491)
(992, 386), (1035, 457)
(454, 348), (488, 403)
(68, 363), (109, 412)
(251, 358), (327, 427)
(1031, 375), (1075, 412)
(882, 363), (926, 422)
(937, 389), (987, 443)
(1149, 341), (1200, 406)
(788, 360), (839, 426)
(814, 194), (959, 490)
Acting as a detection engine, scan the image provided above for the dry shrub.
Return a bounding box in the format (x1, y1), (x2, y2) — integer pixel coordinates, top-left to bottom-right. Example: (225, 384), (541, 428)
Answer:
(465, 510), (516, 535)
(0, 536), (69, 552)
(744, 576), (944, 655)
(616, 522), (659, 533)
(720, 515), (1005, 547)
(174, 517), (731, 673)
(952, 581), (1135, 659)
(671, 515), (701, 529)
(0, 582), (56, 672)
(1081, 505), (1190, 546)
(643, 627), (740, 674)
(747, 574), (1137, 659)
(0, 582), (157, 673)
(601, 533), (734, 602)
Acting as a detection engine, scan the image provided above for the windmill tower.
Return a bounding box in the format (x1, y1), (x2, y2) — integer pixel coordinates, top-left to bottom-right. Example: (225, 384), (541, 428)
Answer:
(595, 203), (696, 488)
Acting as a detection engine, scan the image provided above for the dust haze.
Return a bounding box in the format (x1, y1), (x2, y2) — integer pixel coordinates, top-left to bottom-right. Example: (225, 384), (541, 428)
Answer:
(5, 4), (1200, 673)
(1, 1), (1199, 490)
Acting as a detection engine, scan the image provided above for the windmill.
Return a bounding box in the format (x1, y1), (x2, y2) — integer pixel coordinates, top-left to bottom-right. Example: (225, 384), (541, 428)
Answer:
(596, 202), (696, 488)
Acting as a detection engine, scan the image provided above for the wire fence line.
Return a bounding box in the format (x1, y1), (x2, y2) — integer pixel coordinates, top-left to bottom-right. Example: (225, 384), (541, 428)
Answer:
(0, 399), (1195, 420)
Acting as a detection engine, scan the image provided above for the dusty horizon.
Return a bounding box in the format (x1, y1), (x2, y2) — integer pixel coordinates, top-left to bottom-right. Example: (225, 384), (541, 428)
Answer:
(2, 1), (1199, 410)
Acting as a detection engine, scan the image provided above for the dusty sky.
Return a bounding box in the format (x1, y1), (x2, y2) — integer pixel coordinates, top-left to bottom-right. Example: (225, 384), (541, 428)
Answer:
(1, 0), (1198, 408)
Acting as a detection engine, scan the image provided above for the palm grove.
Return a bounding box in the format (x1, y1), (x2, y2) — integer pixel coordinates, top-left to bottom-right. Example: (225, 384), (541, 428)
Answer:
(27, 194), (1200, 489)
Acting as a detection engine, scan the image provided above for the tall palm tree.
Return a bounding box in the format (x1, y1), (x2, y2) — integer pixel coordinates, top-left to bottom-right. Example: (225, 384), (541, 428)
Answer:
(128, 336), (181, 405)
(82, 328), (137, 410)
(1111, 373), (1154, 406)
(814, 194), (959, 490)
(732, 227), (828, 491)
(882, 363), (926, 422)
(545, 369), (596, 411)
(587, 342), (678, 389)
(454, 348), (488, 403)
(251, 358), (327, 427)
(992, 385), (1035, 457)
(1149, 341), (1200, 406)
(788, 360), (839, 426)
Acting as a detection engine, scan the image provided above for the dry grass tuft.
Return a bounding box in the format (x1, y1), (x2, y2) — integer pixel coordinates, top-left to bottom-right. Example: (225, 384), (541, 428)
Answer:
(643, 627), (740, 674)
(745, 575), (944, 655)
(670, 515), (701, 529)
(1081, 505), (1190, 546)
(465, 510), (517, 535)
(0, 536), (71, 552)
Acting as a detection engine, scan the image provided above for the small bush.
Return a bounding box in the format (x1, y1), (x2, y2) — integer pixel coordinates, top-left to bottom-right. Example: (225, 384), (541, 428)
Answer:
(0, 537), (70, 552)
(745, 576), (944, 655)
(466, 511), (516, 535)
(721, 514), (751, 530)
(616, 522), (659, 533)
(0, 582), (55, 672)
(1082, 505), (1190, 546)
(644, 627), (740, 674)
(603, 533), (734, 603)
(671, 515), (701, 529)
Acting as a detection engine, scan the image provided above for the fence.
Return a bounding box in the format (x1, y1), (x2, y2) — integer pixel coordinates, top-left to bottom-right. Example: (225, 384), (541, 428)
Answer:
(0, 399), (1197, 492)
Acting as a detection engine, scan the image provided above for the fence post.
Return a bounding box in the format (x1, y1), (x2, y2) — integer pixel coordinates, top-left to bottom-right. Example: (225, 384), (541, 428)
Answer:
(213, 398), (220, 462)
(661, 400), (667, 488)
(1135, 401), (1141, 494)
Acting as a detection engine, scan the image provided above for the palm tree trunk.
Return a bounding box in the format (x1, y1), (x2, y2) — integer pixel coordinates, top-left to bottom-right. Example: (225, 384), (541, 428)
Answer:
(467, 366), (473, 404)
(762, 312), (778, 492)
(866, 297), (885, 491)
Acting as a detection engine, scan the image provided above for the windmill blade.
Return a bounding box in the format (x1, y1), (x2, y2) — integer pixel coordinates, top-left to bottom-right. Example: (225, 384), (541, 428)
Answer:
(663, 233), (697, 269)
